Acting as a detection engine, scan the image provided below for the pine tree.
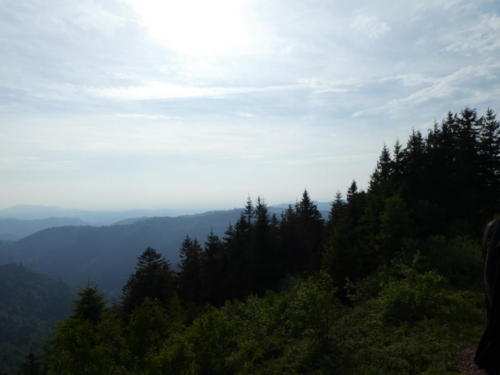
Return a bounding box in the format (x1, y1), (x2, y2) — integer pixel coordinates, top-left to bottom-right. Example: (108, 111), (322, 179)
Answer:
(365, 146), (395, 240)
(280, 204), (298, 275)
(369, 145), (392, 195)
(201, 231), (224, 305)
(294, 190), (324, 273)
(226, 200), (255, 298)
(478, 109), (500, 218)
(177, 236), (203, 305)
(253, 197), (276, 291)
(328, 192), (346, 229)
(122, 247), (174, 316)
(72, 286), (106, 325)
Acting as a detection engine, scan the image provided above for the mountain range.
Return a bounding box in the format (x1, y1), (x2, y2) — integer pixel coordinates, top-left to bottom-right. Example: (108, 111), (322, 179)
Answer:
(0, 205), (200, 226)
(0, 217), (87, 241)
(0, 210), (242, 295)
(0, 204), (330, 296)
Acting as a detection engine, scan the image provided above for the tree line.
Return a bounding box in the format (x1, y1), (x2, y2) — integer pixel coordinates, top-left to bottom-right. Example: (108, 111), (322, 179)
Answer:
(19, 108), (499, 374)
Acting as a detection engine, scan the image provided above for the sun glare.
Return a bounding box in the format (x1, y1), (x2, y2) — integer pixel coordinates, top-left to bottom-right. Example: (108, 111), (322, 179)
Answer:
(129, 0), (253, 56)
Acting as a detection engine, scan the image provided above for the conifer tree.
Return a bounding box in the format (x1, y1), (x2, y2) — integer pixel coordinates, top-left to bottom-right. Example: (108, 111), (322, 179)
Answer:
(294, 190), (324, 273)
(72, 286), (106, 325)
(478, 109), (500, 217)
(122, 247), (174, 316)
(328, 192), (346, 228)
(201, 231), (224, 305)
(253, 197), (276, 291)
(177, 236), (203, 305)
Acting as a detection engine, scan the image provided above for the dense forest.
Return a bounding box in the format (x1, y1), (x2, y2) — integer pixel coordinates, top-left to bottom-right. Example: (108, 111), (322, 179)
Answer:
(0, 264), (73, 375)
(13, 109), (499, 374)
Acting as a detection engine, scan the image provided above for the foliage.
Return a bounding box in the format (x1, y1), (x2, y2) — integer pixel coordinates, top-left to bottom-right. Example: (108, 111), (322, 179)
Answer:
(335, 267), (485, 375)
(46, 311), (129, 375)
(121, 247), (175, 317)
(127, 298), (172, 368)
(423, 235), (483, 288)
(72, 286), (106, 325)
(379, 266), (447, 324)
(148, 273), (339, 375)
(0, 264), (72, 375)
(29, 109), (499, 374)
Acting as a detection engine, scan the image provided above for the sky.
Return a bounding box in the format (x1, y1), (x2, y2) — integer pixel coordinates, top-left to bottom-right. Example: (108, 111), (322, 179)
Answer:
(1, 0), (500, 211)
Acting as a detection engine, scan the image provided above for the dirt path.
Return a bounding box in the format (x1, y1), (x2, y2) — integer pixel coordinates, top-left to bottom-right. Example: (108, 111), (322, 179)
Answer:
(457, 345), (486, 375)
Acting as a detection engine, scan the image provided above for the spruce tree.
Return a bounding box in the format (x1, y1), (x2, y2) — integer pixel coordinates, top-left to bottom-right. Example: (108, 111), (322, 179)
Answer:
(253, 197), (275, 291)
(295, 190), (324, 273)
(122, 247), (174, 316)
(201, 231), (225, 305)
(72, 286), (106, 325)
(177, 236), (203, 305)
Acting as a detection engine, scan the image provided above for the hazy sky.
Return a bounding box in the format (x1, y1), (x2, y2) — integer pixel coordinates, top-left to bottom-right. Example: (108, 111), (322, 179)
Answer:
(1, 0), (499, 210)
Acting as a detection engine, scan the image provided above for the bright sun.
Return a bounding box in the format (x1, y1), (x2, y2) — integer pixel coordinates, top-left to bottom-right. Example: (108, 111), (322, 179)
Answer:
(129, 0), (253, 56)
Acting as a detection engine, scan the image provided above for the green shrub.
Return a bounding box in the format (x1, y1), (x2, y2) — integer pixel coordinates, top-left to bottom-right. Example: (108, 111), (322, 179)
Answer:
(424, 235), (482, 288)
(379, 268), (447, 324)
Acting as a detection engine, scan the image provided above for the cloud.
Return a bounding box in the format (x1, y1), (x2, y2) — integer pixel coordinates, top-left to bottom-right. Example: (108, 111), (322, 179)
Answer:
(414, 0), (478, 12)
(234, 112), (256, 118)
(113, 113), (180, 120)
(354, 64), (500, 117)
(2, 0), (500, 208)
(444, 13), (500, 54)
(390, 65), (499, 105)
(0, 156), (76, 172)
(86, 82), (303, 101)
(350, 11), (390, 40)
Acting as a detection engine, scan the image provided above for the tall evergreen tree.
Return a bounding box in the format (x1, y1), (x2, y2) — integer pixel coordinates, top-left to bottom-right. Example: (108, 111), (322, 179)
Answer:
(72, 286), (106, 325)
(478, 109), (500, 217)
(201, 231), (225, 305)
(253, 197), (277, 291)
(328, 192), (346, 229)
(122, 247), (174, 316)
(177, 236), (203, 305)
(294, 190), (324, 273)
(226, 199), (255, 298)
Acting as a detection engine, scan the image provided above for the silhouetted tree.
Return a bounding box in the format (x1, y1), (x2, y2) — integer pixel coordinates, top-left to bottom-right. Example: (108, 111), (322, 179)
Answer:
(122, 247), (174, 316)
(177, 236), (203, 305)
(72, 286), (106, 325)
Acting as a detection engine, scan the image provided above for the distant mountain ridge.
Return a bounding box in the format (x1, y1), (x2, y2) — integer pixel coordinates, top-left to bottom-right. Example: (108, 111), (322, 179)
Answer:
(0, 203), (331, 241)
(0, 202), (331, 224)
(0, 209), (244, 294)
(0, 204), (331, 295)
(0, 205), (200, 226)
(0, 217), (87, 241)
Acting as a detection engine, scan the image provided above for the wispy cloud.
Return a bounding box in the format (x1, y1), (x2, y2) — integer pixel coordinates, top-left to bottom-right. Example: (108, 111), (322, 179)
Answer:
(444, 13), (500, 54)
(86, 82), (303, 101)
(350, 11), (390, 40)
(1, 0), (500, 208)
(354, 64), (500, 118)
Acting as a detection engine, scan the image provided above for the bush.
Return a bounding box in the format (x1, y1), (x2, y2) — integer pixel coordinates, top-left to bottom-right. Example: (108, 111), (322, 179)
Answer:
(379, 268), (447, 324)
(424, 236), (482, 288)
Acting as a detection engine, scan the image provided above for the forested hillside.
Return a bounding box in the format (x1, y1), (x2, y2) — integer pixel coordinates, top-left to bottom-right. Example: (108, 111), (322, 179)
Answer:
(15, 109), (500, 374)
(0, 207), (328, 295)
(0, 210), (243, 293)
(0, 264), (73, 375)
